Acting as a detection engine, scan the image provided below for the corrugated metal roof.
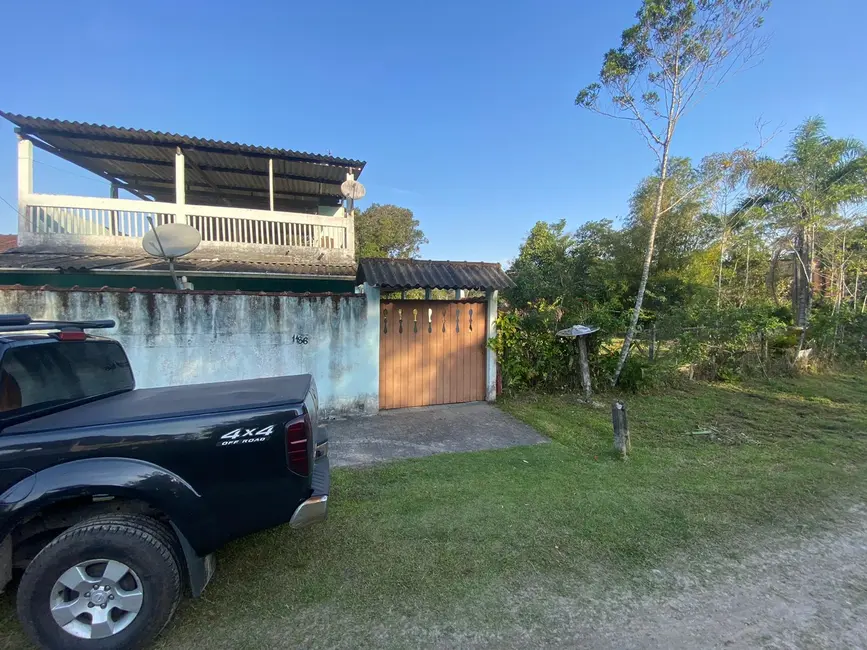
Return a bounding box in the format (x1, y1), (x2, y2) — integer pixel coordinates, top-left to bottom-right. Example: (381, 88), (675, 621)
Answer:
(356, 258), (515, 290)
(0, 284), (359, 298)
(1, 113), (365, 210)
(0, 250), (356, 279)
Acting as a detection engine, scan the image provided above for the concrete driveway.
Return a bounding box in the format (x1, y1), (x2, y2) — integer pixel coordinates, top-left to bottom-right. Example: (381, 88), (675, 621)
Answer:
(326, 402), (547, 467)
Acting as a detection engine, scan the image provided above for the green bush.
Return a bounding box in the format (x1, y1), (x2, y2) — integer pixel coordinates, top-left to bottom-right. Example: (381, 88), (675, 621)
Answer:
(807, 304), (867, 363)
(488, 300), (571, 392)
(594, 348), (681, 392)
(490, 298), (678, 393)
(489, 299), (624, 393)
(656, 304), (790, 380)
(489, 297), (866, 394)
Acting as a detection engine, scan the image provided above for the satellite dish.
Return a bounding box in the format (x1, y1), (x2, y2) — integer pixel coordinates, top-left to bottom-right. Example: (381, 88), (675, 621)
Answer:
(142, 222), (201, 290)
(341, 178), (366, 200)
(142, 223), (202, 259)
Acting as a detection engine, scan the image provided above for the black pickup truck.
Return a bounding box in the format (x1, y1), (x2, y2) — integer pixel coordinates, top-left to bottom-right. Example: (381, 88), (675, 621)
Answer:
(0, 315), (330, 649)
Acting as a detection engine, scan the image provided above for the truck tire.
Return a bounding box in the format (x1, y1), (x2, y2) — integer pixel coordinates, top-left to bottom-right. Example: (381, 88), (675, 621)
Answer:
(16, 514), (182, 650)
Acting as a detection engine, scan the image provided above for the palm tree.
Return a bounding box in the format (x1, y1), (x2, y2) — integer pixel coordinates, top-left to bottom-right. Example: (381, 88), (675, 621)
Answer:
(750, 117), (867, 346)
(700, 150), (759, 310)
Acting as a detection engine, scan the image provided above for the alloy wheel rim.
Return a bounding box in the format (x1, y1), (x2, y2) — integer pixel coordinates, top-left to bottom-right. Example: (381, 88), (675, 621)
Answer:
(49, 558), (144, 639)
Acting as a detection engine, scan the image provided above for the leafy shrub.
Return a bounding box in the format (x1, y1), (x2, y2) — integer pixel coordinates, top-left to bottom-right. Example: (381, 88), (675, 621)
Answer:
(490, 298), (675, 393)
(807, 304), (867, 363)
(594, 348), (680, 392)
(490, 299), (626, 393)
(489, 300), (573, 393)
(656, 304), (790, 381)
(490, 297), (860, 394)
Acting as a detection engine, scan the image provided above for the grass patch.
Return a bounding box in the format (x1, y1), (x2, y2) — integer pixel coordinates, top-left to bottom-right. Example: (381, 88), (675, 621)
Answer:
(1, 373), (865, 649)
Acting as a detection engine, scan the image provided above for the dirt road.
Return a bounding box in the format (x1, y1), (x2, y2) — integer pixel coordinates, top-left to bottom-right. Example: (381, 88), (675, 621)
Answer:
(513, 503), (867, 649)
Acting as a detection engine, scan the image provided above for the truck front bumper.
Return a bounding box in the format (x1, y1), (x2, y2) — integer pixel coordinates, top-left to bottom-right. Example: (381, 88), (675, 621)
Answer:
(289, 455), (330, 528)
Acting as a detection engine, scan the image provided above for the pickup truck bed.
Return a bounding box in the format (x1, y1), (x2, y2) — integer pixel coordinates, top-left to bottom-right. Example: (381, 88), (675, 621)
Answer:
(5, 375), (313, 432)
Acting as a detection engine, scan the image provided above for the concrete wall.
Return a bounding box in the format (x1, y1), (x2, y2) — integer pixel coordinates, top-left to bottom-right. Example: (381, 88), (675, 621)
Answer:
(0, 287), (379, 416)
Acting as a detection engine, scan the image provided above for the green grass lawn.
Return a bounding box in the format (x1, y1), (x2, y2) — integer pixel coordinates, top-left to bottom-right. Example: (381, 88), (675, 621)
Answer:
(1, 373), (865, 649)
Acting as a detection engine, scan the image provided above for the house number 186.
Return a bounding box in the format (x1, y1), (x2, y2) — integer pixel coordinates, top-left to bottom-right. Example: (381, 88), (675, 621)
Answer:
(291, 334), (309, 345)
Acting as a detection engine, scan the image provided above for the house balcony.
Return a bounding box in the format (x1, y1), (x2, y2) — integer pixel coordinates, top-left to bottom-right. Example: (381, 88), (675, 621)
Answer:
(5, 112), (365, 267)
(18, 192), (355, 265)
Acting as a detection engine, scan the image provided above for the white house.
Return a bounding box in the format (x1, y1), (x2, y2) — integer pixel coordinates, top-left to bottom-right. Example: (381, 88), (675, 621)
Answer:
(0, 112), (364, 293)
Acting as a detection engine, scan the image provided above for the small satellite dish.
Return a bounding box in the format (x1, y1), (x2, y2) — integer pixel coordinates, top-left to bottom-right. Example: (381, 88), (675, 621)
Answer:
(341, 178), (366, 200)
(142, 222), (201, 290)
(142, 223), (202, 259)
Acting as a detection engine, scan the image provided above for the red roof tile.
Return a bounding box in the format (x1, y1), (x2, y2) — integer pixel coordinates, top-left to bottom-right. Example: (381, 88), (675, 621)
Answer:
(0, 235), (17, 253)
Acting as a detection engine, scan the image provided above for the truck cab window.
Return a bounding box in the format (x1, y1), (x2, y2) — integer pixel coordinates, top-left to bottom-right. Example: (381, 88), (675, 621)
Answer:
(0, 341), (134, 415)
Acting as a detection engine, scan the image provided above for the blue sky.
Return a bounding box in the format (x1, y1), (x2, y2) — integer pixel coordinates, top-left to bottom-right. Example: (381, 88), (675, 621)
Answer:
(1, 0), (865, 265)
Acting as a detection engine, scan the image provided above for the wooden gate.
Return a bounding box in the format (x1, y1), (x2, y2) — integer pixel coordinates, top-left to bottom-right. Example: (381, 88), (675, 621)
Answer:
(379, 300), (487, 409)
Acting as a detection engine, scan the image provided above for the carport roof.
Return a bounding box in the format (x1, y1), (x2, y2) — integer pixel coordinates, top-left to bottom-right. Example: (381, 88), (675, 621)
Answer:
(356, 258), (515, 291)
(1, 112), (365, 207)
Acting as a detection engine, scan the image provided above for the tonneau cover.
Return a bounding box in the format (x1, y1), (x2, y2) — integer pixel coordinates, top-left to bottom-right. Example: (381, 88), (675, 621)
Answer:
(5, 375), (312, 433)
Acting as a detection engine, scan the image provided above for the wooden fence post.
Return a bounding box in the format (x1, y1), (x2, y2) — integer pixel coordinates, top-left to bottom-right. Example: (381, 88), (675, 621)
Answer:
(612, 401), (631, 459)
(648, 324), (657, 360)
(578, 336), (592, 401)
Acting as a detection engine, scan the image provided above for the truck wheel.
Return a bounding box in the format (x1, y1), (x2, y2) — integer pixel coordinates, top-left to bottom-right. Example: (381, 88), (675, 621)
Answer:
(16, 515), (182, 650)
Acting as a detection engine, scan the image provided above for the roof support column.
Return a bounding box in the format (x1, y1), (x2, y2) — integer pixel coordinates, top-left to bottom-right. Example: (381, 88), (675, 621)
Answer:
(485, 289), (498, 402)
(109, 184), (119, 235)
(17, 136), (33, 240)
(268, 159), (275, 211)
(455, 289), (464, 299)
(343, 168), (360, 257)
(345, 205), (355, 258)
(175, 147), (186, 224)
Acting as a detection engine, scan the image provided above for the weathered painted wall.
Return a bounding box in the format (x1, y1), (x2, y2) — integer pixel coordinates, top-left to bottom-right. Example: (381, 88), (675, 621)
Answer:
(0, 288), (379, 416)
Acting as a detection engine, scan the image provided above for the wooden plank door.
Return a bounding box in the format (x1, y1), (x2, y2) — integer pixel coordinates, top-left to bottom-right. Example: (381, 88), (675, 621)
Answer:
(379, 300), (487, 409)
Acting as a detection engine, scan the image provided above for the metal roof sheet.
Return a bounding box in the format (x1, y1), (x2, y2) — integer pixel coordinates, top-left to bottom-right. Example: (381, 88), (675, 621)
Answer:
(1, 113), (365, 209)
(0, 284), (358, 298)
(0, 250), (356, 279)
(356, 258), (515, 290)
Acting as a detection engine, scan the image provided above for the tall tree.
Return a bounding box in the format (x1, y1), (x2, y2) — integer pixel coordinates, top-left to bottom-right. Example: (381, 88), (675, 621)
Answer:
(354, 203), (427, 259)
(622, 158), (710, 313)
(750, 118), (867, 345)
(575, 0), (769, 385)
(571, 219), (627, 306)
(506, 220), (574, 308)
(699, 150), (758, 308)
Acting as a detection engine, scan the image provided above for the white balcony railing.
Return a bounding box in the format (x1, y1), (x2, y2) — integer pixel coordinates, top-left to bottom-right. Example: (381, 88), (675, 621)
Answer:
(19, 194), (353, 258)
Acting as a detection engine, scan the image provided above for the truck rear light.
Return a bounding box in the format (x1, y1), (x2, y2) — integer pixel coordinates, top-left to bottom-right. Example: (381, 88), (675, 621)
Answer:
(285, 414), (311, 476)
(56, 330), (87, 341)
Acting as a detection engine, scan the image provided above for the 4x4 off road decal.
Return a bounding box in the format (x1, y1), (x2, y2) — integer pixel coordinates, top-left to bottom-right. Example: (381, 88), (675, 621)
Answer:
(219, 424), (274, 446)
